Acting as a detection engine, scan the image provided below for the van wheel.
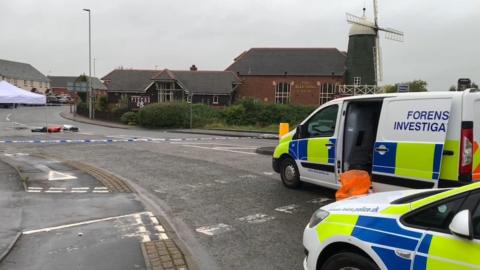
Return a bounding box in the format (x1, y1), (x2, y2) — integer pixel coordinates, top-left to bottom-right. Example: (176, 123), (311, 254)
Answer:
(280, 157), (301, 188)
(321, 252), (379, 270)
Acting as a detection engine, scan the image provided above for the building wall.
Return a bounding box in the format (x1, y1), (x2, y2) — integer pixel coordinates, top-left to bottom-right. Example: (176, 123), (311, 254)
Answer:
(235, 75), (345, 106)
(0, 76), (49, 93)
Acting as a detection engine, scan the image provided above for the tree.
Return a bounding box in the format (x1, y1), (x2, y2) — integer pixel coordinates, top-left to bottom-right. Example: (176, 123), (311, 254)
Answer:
(472, 82), (479, 89)
(408, 80), (428, 92)
(381, 80), (428, 93)
(383, 84), (397, 93)
(449, 85), (457, 91)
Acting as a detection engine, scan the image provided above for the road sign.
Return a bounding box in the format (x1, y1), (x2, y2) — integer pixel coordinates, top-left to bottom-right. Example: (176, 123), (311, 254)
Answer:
(397, 83), (409, 93)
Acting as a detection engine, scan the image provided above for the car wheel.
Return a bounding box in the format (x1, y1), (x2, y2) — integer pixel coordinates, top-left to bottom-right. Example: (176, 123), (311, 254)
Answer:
(280, 157), (301, 188)
(321, 252), (379, 270)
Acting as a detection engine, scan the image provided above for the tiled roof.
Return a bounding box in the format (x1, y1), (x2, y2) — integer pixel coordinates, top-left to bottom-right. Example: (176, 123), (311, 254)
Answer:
(0, 59), (48, 82)
(153, 70), (240, 94)
(226, 48), (347, 76)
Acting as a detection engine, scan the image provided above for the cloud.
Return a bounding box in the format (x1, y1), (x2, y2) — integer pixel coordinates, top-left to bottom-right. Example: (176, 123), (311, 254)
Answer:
(1, 0), (478, 89)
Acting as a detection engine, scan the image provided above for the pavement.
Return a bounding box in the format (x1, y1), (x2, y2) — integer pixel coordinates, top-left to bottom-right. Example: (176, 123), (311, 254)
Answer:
(0, 106), (335, 270)
(0, 160), (23, 262)
(59, 110), (134, 129)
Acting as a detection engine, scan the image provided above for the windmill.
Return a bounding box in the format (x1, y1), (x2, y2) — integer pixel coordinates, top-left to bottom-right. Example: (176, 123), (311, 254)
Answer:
(345, 0), (404, 85)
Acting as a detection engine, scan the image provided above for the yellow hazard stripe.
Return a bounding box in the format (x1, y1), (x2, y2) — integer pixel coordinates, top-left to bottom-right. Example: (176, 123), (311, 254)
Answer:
(440, 140), (460, 181)
(316, 214), (358, 243)
(307, 138), (330, 164)
(395, 143), (437, 180)
(427, 235), (480, 268)
(474, 141), (480, 181)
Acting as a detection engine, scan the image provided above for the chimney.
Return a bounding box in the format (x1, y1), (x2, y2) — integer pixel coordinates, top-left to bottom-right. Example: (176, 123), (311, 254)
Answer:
(190, 65), (198, 71)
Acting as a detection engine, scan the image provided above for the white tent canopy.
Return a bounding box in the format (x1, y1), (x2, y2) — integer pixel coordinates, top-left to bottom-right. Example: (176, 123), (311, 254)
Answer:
(0, 80), (46, 104)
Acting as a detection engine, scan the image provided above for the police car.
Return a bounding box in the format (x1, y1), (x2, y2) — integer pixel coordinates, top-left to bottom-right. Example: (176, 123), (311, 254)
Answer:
(303, 182), (480, 270)
(272, 90), (480, 191)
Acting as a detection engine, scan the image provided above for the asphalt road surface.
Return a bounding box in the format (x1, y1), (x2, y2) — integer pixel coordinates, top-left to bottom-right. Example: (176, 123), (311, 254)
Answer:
(0, 106), (335, 270)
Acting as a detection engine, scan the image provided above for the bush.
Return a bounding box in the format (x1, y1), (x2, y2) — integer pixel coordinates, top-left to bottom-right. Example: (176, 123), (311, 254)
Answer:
(96, 96), (109, 112)
(120, 112), (138, 125)
(138, 103), (189, 128)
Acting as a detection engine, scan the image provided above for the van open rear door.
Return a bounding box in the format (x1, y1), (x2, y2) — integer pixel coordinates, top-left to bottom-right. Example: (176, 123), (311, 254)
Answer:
(372, 94), (452, 189)
(463, 90), (480, 181)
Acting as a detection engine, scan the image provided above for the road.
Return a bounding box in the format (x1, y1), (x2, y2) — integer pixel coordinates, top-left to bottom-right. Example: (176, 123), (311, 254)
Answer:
(0, 106), (335, 270)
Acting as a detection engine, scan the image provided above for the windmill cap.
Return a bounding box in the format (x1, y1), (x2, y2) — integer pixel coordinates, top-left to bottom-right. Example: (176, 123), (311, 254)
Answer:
(349, 16), (376, 36)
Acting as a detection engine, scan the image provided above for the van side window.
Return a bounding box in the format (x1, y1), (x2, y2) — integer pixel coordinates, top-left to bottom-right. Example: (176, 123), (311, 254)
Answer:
(304, 105), (338, 138)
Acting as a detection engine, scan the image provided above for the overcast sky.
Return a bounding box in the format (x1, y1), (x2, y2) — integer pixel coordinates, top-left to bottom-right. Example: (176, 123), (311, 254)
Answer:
(2, 0), (479, 90)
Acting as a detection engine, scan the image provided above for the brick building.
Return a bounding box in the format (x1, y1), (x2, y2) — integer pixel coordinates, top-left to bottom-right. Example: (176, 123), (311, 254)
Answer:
(226, 48), (347, 106)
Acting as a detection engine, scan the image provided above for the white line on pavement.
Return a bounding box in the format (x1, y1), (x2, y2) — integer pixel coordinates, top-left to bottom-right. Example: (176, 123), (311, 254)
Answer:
(195, 223), (233, 236)
(27, 187), (43, 190)
(23, 211), (150, 235)
(92, 190), (109, 193)
(70, 190), (88, 193)
(274, 204), (299, 214)
(27, 190), (42, 193)
(237, 213), (275, 224)
(181, 144), (259, 155)
(6, 113), (11, 121)
(45, 190), (64, 193)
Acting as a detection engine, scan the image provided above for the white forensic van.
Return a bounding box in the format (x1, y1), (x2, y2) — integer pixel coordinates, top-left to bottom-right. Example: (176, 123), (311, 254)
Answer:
(272, 89), (480, 192)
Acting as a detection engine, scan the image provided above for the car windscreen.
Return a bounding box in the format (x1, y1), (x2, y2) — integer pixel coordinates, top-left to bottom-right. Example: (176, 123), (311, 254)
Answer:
(391, 189), (450, 204)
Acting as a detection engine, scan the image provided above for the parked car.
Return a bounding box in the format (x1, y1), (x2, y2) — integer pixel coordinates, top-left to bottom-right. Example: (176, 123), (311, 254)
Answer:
(303, 182), (480, 270)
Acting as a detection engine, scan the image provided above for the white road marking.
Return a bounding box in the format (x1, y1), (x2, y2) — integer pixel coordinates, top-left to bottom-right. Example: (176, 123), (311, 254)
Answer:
(92, 190), (109, 193)
(196, 223), (232, 236)
(23, 211), (150, 235)
(72, 187), (90, 190)
(142, 235), (151, 242)
(138, 226), (147, 233)
(180, 144), (259, 155)
(93, 187), (108, 190)
(239, 174), (257, 179)
(48, 170), (77, 181)
(213, 180), (228, 184)
(150, 217), (159, 225)
(154, 225), (165, 232)
(27, 187), (43, 190)
(45, 189), (64, 193)
(307, 198), (332, 204)
(6, 113), (11, 121)
(275, 204), (299, 214)
(237, 213), (275, 224)
(49, 187), (66, 190)
(71, 190), (88, 193)
(263, 172), (274, 176)
(27, 190), (42, 193)
(159, 233), (169, 240)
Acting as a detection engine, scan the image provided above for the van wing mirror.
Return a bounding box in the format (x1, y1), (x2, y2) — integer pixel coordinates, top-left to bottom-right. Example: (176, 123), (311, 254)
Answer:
(294, 125), (307, 139)
(449, 210), (473, 239)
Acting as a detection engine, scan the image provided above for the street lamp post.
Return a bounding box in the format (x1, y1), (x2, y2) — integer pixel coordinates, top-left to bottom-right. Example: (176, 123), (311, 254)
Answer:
(83, 8), (93, 119)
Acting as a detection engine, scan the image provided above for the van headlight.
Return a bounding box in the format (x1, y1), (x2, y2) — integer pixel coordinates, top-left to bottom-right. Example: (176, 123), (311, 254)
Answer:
(308, 209), (329, 228)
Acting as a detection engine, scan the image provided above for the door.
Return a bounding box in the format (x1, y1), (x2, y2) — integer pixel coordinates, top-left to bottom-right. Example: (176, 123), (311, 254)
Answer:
(408, 192), (480, 269)
(372, 96), (452, 189)
(296, 103), (340, 185)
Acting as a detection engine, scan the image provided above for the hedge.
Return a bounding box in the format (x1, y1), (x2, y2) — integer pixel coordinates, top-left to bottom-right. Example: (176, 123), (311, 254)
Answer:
(136, 99), (315, 129)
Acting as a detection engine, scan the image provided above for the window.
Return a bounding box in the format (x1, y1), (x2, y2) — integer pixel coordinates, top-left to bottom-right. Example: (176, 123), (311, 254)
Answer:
(157, 81), (175, 103)
(353, 77), (362, 85)
(304, 105), (338, 138)
(472, 204), (480, 239)
(319, 83), (335, 105)
(403, 195), (466, 233)
(212, 95), (219, 104)
(275, 82), (290, 104)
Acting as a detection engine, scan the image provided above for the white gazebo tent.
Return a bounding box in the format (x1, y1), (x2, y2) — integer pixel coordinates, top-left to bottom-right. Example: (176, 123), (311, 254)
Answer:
(0, 80), (47, 130)
(0, 80), (46, 104)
